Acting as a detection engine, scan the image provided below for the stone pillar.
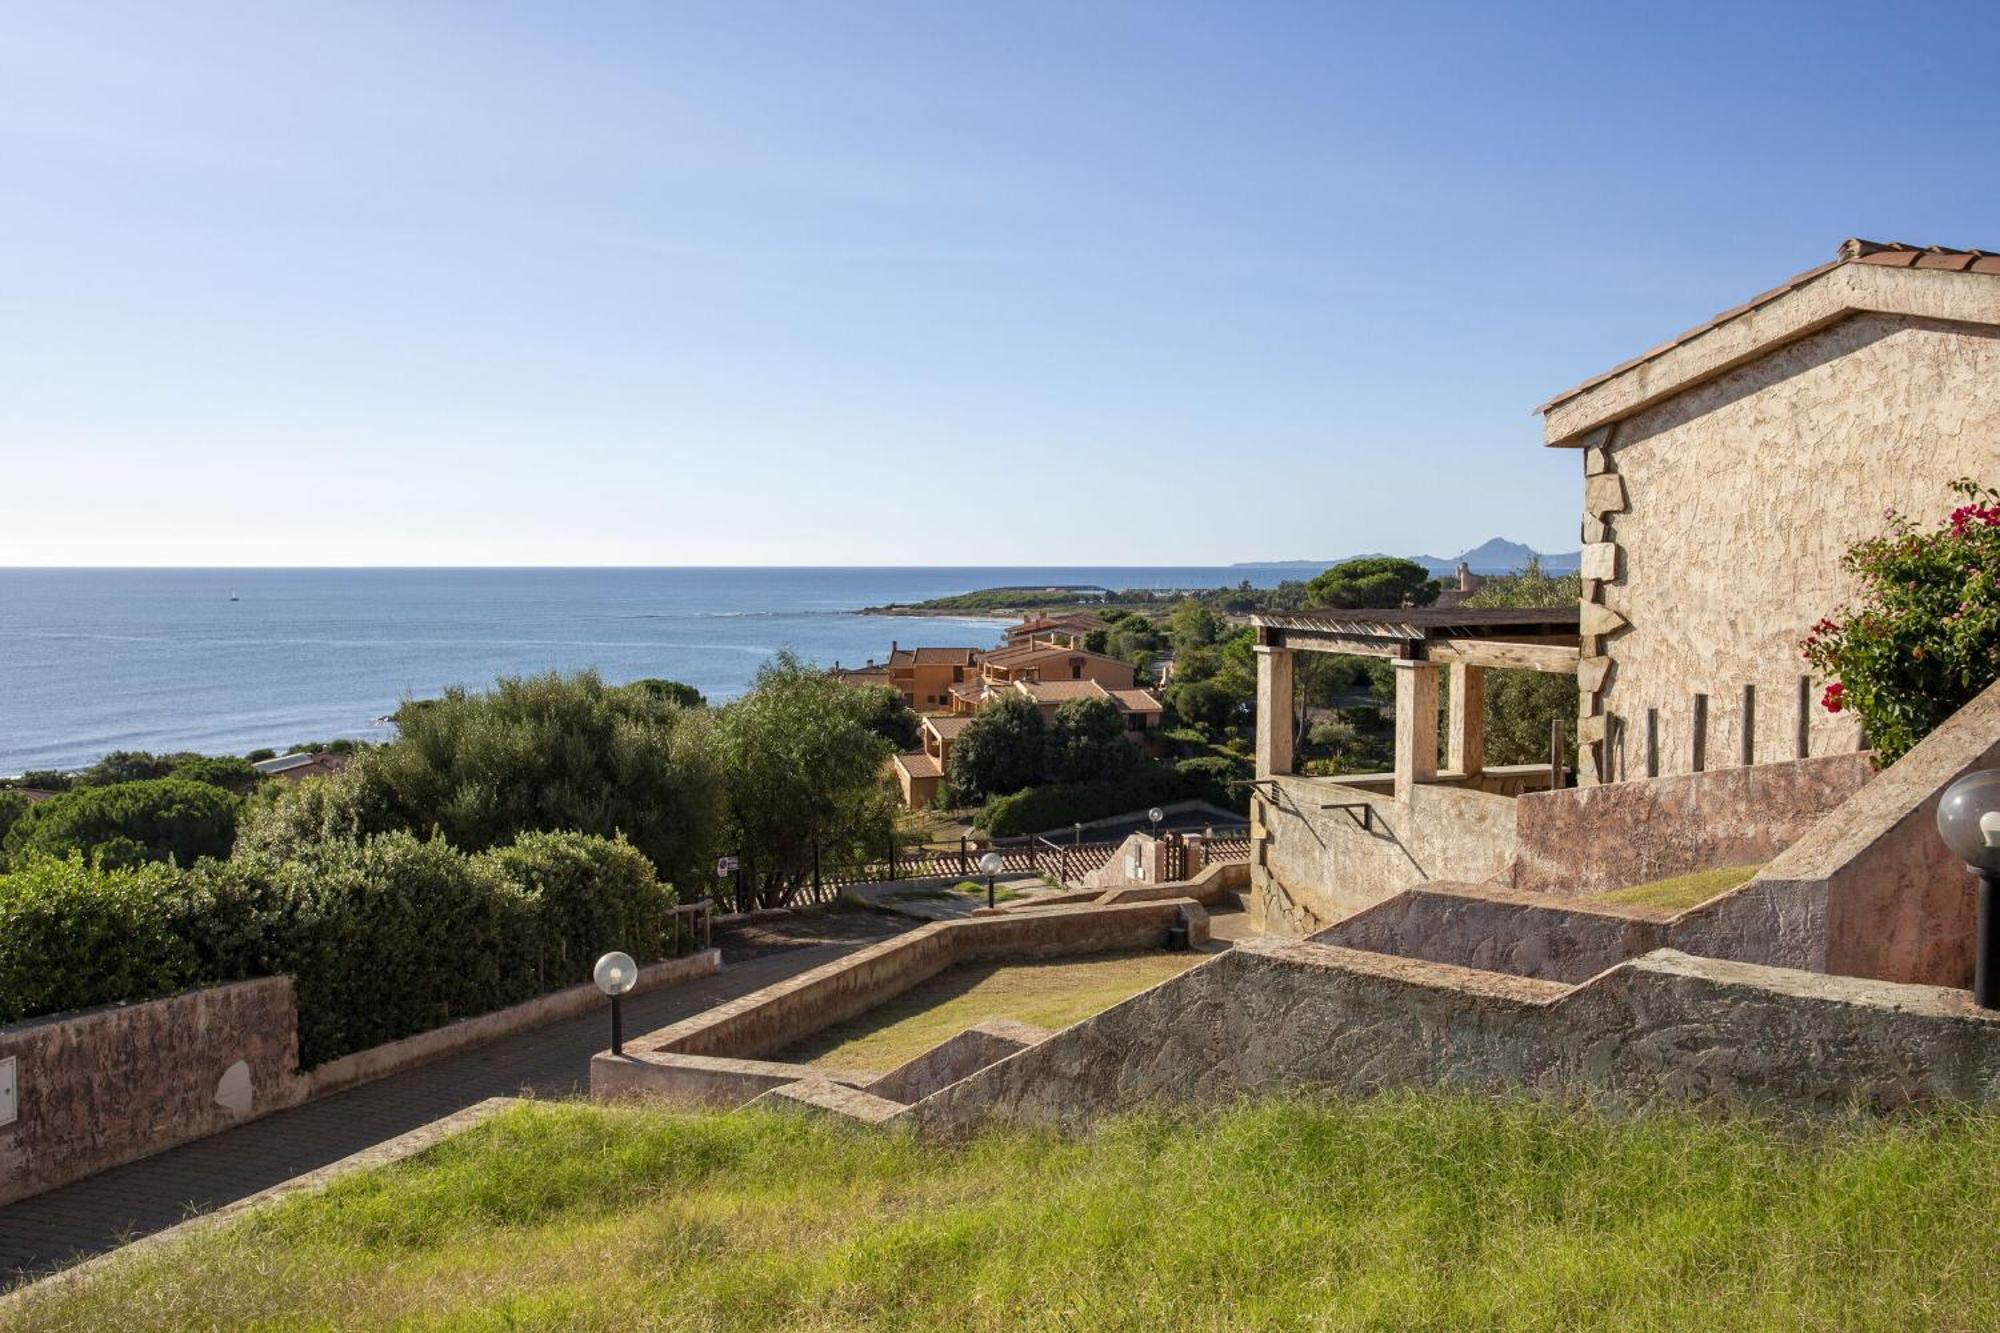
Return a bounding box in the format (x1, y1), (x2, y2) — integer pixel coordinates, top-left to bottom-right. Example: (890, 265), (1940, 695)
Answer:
(1392, 659), (1440, 802)
(1446, 662), (1485, 777)
(1254, 645), (1295, 778)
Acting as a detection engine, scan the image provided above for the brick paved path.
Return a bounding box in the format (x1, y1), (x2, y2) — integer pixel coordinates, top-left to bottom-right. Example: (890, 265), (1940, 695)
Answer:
(0, 918), (905, 1284)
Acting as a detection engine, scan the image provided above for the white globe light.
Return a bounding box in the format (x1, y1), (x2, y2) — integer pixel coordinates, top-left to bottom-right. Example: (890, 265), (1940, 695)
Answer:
(1938, 770), (2000, 873)
(978, 851), (1005, 876)
(1148, 807), (1164, 823)
(594, 950), (639, 996)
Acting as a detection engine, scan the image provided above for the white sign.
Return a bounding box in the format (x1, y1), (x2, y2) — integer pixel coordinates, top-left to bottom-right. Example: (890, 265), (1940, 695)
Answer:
(716, 856), (740, 875)
(0, 1056), (15, 1129)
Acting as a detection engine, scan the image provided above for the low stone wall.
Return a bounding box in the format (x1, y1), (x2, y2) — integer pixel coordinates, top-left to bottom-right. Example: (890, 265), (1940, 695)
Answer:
(1251, 777), (1520, 934)
(901, 940), (2000, 1137)
(0, 979), (302, 1207)
(1096, 860), (1247, 908)
(1674, 681), (2000, 987)
(0, 951), (722, 1208)
(1317, 881), (1669, 984)
(1512, 752), (1876, 897)
(594, 899), (1205, 1106)
(867, 1019), (1050, 1105)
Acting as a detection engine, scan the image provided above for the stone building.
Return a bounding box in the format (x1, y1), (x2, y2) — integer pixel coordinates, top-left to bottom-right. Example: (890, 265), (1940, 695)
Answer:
(1539, 238), (2000, 786)
(1248, 239), (1999, 934)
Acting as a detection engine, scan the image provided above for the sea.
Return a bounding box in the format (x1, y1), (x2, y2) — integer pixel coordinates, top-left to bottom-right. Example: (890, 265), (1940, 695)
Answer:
(0, 567), (1286, 774)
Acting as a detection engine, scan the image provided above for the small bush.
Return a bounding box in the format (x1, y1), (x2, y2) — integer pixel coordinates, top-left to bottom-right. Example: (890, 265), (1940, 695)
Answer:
(489, 831), (676, 987)
(169, 755), (264, 794)
(977, 768), (1202, 836)
(0, 857), (201, 1024)
(4, 778), (241, 869)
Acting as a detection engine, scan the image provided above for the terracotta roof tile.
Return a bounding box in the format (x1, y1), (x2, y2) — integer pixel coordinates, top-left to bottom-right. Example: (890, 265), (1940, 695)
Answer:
(889, 647), (984, 667)
(1017, 679), (1112, 703)
(895, 752), (943, 779)
(924, 714), (977, 738)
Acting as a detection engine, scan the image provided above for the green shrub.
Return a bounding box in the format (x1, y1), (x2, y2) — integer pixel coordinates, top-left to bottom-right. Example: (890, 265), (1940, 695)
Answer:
(232, 768), (387, 859)
(0, 856), (201, 1024)
(0, 791), (29, 847)
(4, 778), (241, 869)
(489, 831), (676, 987)
(1803, 478), (2000, 762)
(977, 768), (1202, 836)
(0, 828), (676, 1066)
(169, 755), (264, 794)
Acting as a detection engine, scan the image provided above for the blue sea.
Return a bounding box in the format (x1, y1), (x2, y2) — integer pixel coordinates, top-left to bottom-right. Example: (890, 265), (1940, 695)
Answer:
(0, 567), (1281, 774)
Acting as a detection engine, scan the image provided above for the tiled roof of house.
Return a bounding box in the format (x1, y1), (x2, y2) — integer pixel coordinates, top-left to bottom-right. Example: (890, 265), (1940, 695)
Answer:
(981, 641), (1127, 670)
(924, 714), (978, 739)
(895, 752), (943, 779)
(1108, 688), (1165, 713)
(1016, 679), (1113, 703)
(1537, 238), (2000, 414)
(949, 680), (987, 702)
(889, 646), (984, 667)
(1007, 612), (1110, 639)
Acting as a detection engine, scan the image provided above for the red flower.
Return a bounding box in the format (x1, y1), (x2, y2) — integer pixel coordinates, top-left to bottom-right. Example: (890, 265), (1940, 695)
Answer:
(1822, 682), (1845, 713)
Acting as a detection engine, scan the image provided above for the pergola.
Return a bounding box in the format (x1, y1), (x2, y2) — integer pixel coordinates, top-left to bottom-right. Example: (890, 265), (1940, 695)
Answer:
(1251, 607), (1581, 799)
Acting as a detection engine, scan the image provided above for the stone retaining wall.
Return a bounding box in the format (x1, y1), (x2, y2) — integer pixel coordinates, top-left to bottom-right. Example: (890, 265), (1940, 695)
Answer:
(1512, 752), (1876, 897)
(900, 941), (2000, 1137)
(0, 951), (721, 1208)
(594, 899), (1206, 1106)
(1317, 881), (1669, 984)
(0, 979), (301, 1208)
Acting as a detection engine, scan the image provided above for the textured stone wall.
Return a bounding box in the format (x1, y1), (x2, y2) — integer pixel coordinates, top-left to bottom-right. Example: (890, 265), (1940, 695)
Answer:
(0, 979), (302, 1207)
(902, 941), (2000, 1137)
(1673, 679), (2000, 987)
(1581, 312), (2000, 785)
(1512, 752), (1877, 896)
(1251, 776), (1519, 933)
(1316, 881), (1669, 983)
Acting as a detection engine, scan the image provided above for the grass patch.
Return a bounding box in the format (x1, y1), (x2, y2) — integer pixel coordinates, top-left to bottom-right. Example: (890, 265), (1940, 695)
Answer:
(884, 881), (1022, 905)
(17, 1095), (2000, 1330)
(1596, 862), (1763, 913)
(780, 951), (1203, 1070)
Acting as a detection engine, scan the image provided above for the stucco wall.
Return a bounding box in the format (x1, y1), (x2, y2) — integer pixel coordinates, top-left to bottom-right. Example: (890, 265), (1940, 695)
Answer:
(1250, 776), (1519, 933)
(1512, 752), (1876, 896)
(1591, 312), (2000, 783)
(1316, 882), (1670, 984)
(0, 979), (302, 1207)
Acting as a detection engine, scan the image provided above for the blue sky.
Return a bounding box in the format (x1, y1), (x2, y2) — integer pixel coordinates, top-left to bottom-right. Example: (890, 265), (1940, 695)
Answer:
(3, 2), (1994, 567)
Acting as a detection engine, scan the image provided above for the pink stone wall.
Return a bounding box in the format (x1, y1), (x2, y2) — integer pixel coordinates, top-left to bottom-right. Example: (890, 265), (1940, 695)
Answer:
(1512, 752), (1876, 897)
(0, 979), (302, 1207)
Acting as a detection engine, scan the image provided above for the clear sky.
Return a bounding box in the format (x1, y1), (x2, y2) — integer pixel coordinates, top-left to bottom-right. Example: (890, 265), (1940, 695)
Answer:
(3, 2), (1995, 567)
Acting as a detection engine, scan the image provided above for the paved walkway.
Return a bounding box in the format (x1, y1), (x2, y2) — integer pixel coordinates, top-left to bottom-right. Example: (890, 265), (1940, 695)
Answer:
(0, 920), (906, 1284)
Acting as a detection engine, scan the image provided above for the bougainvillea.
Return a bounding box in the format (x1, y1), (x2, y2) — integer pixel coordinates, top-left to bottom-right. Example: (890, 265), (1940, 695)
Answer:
(1801, 477), (2000, 764)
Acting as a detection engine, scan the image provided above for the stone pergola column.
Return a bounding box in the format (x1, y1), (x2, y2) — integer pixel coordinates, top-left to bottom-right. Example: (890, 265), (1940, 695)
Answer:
(1446, 662), (1485, 777)
(1254, 644), (1294, 778)
(1392, 659), (1440, 801)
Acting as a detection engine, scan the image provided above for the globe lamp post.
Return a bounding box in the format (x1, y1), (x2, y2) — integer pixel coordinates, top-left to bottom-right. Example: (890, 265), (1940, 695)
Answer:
(979, 851), (1005, 910)
(594, 950), (639, 1054)
(1937, 770), (2000, 1009)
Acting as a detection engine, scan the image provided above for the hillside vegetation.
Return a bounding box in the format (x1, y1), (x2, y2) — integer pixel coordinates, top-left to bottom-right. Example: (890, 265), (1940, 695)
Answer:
(15, 1095), (2000, 1330)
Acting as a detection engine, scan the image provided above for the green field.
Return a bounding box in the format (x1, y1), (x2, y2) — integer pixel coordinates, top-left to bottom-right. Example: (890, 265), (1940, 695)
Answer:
(14, 1095), (2000, 1330)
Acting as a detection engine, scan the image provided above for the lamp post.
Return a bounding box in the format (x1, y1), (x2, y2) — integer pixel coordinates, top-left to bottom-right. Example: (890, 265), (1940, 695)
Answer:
(1073, 821), (1083, 847)
(979, 851), (1005, 910)
(1938, 770), (2000, 1008)
(594, 950), (638, 1054)
(1148, 806), (1164, 838)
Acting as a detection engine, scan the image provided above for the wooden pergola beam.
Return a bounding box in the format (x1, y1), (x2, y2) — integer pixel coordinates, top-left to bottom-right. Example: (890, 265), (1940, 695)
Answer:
(1422, 638), (1580, 674)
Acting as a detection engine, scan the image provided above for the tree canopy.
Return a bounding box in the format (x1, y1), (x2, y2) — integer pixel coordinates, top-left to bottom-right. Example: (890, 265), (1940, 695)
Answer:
(1304, 558), (1440, 611)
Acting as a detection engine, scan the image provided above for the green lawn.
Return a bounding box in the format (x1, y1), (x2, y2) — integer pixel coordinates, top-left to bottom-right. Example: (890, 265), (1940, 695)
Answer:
(1596, 863), (1764, 913)
(16, 1096), (2000, 1330)
(780, 950), (1204, 1070)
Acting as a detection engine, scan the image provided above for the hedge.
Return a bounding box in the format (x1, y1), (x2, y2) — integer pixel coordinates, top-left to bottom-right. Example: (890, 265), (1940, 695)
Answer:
(0, 829), (679, 1068)
(3, 778), (241, 870)
(975, 768), (1207, 837)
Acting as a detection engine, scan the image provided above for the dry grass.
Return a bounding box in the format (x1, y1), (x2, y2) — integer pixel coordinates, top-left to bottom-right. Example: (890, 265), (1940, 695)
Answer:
(1596, 863), (1764, 913)
(15, 1096), (2000, 1331)
(779, 951), (1206, 1070)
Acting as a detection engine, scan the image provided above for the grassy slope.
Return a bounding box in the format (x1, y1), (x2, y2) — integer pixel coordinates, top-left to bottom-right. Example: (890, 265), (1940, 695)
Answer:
(780, 952), (1202, 1070)
(1596, 863), (1764, 913)
(17, 1097), (2000, 1331)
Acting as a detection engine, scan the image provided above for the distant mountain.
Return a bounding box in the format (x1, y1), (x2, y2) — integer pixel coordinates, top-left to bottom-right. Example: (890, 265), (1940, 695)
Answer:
(1233, 538), (1580, 578)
